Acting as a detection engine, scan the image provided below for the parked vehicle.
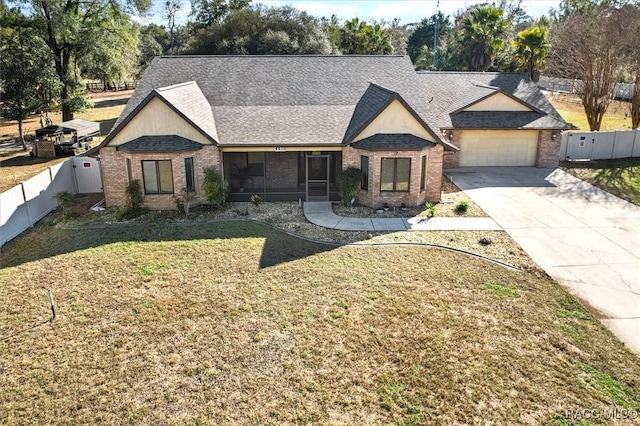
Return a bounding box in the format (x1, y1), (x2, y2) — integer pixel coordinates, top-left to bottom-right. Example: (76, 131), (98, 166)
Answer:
(30, 119), (100, 157)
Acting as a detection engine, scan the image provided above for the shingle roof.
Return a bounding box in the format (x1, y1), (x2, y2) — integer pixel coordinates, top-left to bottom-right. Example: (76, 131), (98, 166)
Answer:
(112, 55), (448, 147)
(155, 82), (219, 142)
(351, 133), (436, 151)
(116, 135), (204, 152)
(417, 72), (572, 129)
(342, 83), (397, 143)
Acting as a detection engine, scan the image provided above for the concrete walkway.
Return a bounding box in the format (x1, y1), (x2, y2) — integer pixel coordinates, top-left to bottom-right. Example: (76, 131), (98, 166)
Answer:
(446, 167), (640, 354)
(303, 201), (501, 231)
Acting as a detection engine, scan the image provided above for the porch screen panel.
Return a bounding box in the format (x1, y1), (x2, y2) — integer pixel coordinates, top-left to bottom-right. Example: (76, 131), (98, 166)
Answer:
(142, 161), (159, 194)
(380, 158), (395, 191)
(396, 159), (410, 192)
(158, 161), (174, 194)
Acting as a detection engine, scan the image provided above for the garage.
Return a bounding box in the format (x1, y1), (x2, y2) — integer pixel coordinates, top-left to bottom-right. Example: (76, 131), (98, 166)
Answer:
(459, 130), (539, 167)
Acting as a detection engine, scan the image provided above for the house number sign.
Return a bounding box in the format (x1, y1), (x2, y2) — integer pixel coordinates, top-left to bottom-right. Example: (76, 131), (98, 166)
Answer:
(275, 146), (287, 152)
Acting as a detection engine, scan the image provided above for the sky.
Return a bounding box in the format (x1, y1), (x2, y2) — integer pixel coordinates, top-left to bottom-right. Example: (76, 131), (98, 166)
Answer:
(143, 0), (562, 27)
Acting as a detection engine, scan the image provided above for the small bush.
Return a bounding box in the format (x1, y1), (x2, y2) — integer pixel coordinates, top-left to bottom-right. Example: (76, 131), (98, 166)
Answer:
(202, 166), (228, 208)
(125, 180), (144, 210)
(424, 202), (436, 217)
(53, 191), (73, 209)
(455, 201), (469, 214)
(337, 167), (361, 206)
(251, 194), (263, 208)
(175, 188), (196, 215)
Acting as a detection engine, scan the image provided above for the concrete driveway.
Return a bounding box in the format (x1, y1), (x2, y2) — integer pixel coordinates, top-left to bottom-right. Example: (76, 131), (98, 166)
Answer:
(446, 167), (640, 353)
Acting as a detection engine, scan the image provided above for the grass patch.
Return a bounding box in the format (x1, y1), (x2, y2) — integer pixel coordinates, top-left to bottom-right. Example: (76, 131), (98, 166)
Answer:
(550, 95), (633, 131)
(563, 157), (640, 206)
(1, 221), (639, 424)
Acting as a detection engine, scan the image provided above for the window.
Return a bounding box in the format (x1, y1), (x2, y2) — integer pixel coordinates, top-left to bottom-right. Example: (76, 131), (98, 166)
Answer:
(126, 158), (133, 182)
(185, 157), (195, 191)
(142, 160), (174, 194)
(420, 155), (426, 192)
(360, 156), (369, 190)
(247, 152), (264, 176)
(380, 158), (410, 192)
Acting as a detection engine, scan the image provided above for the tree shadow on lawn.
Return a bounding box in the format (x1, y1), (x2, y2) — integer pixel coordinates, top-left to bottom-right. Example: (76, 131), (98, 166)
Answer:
(0, 220), (338, 270)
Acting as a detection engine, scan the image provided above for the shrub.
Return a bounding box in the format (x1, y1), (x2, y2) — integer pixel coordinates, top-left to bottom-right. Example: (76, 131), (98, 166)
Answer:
(251, 194), (263, 208)
(337, 167), (361, 206)
(53, 191), (73, 209)
(125, 179), (144, 210)
(175, 188), (197, 215)
(455, 200), (469, 214)
(202, 166), (228, 208)
(425, 201), (436, 217)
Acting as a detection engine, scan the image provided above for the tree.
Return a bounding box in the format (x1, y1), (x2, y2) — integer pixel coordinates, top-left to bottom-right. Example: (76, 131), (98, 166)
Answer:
(0, 8), (59, 149)
(190, 0), (250, 27)
(188, 5), (331, 55)
(339, 18), (393, 55)
(78, 16), (139, 90)
(511, 26), (548, 81)
(165, 0), (182, 52)
(548, 6), (632, 130)
(459, 6), (509, 71)
(406, 12), (451, 65)
(378, 18), (409, 55)
(13, 0), (151, 121)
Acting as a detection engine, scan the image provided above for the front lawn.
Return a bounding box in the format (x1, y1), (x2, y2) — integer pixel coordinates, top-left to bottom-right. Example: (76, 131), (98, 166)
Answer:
(1, 221), (639, 424)
(563, 158), (640, 206)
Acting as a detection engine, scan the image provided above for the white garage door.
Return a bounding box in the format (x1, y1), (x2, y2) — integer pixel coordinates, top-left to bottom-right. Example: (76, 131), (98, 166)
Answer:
(459, 130), (539, 167)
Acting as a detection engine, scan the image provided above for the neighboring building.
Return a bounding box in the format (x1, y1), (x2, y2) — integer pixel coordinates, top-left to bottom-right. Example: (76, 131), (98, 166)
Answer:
(418, 71), (572, 168)
(95, 56), (571, 210)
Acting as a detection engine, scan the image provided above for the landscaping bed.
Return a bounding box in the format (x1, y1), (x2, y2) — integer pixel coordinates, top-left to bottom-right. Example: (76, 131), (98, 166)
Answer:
(49, 193), (533, 270)
(334, 176), (487, 219)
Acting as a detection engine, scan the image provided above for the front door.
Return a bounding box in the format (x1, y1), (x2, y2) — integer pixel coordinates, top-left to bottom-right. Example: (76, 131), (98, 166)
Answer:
(306, 154), (330, 201)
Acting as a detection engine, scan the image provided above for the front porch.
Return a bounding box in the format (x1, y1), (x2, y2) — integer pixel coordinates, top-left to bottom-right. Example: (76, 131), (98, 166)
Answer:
(222, 150), (342, 202)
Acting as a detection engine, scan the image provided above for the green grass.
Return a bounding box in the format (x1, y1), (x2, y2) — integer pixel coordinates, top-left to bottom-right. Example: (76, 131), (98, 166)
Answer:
(1, 221), (639, 424)
(550, 96), (633, 131)
(563, 158), (640, 206)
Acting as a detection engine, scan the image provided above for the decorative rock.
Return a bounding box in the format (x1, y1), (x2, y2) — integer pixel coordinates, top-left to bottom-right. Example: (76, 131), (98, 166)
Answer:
(479, 236), (492, 246)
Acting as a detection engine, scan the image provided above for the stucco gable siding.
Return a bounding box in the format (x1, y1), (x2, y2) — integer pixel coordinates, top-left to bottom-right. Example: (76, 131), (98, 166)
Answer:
(107, 97), (212, 146)
(463, 92), (533, 112)
(352, 99), (436, 143)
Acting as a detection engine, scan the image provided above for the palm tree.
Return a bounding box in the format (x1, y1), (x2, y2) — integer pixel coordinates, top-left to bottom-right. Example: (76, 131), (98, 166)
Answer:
(461, 6), (508, 71)
(340, 18), (369, 54)
(365, 23), (393, 55)
(511, 26), (548, 82)
(339, 18), (393, 55)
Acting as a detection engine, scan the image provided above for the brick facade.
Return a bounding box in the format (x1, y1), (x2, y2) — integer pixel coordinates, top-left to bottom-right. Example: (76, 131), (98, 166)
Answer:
(536, 130), (561, 167)
(343, 144), (443, 208)
(101, 145), (220, 210)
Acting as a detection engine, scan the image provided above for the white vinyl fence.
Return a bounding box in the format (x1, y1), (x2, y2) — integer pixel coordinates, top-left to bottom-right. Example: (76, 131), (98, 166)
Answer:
(0, 156), (102, 247)
(560, 129), (640, 161)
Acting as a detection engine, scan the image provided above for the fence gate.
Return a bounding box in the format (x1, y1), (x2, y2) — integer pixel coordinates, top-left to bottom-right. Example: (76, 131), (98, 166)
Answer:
(73, 156), (102, 193)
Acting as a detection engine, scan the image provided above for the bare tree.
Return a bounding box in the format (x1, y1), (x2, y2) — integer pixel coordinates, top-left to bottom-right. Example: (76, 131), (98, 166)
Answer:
(625, 7), (640, 129)
(165, 0), (182, 52)
(548, 7), (630, 130)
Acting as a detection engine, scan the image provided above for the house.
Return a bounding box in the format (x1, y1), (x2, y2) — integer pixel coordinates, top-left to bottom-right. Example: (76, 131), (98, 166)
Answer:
(417, 71), (571, 168)
(95, 56), (571, 210)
